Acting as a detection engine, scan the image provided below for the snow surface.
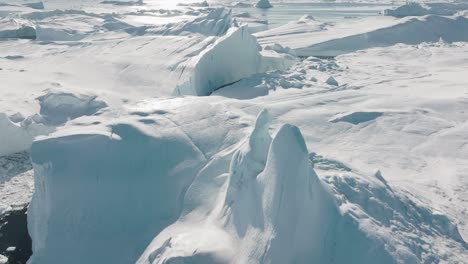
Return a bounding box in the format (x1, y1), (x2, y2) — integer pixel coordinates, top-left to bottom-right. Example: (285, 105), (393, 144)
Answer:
(256, 13), (468, 56)
(29, 100), (468, 263)
(28, 100), (248, 264)
(0, 0), (468, 263)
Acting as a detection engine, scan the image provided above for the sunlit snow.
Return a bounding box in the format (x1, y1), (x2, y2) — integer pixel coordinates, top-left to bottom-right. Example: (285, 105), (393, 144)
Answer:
(0, 0), (467, 263)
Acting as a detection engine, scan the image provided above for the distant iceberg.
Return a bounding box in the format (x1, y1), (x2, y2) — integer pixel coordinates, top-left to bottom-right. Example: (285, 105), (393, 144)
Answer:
(256, 0), (272, 9)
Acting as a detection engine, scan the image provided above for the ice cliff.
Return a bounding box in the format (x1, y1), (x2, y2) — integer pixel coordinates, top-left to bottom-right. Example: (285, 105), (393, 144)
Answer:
(175, 26), (294, 96)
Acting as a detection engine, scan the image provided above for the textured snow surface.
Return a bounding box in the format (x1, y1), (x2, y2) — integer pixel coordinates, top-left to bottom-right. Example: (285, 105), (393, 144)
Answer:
(28, 100), (248, 264)
(1, 1), (468, 263)
(257, 13), (468, 56)
(29, 103), (468, 263)
(0, 9), (290, 117)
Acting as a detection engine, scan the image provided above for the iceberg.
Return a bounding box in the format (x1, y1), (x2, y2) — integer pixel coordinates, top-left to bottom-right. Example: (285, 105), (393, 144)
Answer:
(0, 19), (36, 39)
(140, 8), (235, 37)
(28, 106), (468, 264)
(0, 114), (52, 157)
(0, 1), (466, 263)
(174, 26), (294, 96)
(37, 91), (107, 126)
(23, 1), (44, 10)
(255, 0), (272, 9)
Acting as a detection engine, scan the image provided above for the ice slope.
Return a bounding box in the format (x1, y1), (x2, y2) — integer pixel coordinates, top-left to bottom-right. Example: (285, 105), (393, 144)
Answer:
(255, 15), (400, 53)
(256, 14), (468, 56)
(253, 14), (326, 47)
(28, 100), (248, 264)
(29, 106), (468, 264)
(138, 111), (393, 264)
(139, 8), (235, 36)
(217, 41), (468, 240)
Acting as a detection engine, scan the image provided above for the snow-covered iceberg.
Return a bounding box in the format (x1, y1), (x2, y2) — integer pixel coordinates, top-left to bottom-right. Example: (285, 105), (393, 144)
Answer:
(174, 26), (294, 96)
(255, 0), (272, 9)
(0, 90), (106, 156)
(0, 113), (52, 157)
(37, 91), (107, 126)
(137, 111), (394, 264)
(23, 1), (44, 10)
(0, 18), (36, 39)
(27, 101), (247, 264)
(0, 10), (294, 117)
(28, 105), (468, 264)
(139, 8), (235, 37)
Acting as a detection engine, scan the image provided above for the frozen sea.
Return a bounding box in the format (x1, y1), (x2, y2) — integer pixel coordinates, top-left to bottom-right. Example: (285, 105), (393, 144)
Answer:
(1, 0), (468, 263)
(232, 2), (396, 27)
